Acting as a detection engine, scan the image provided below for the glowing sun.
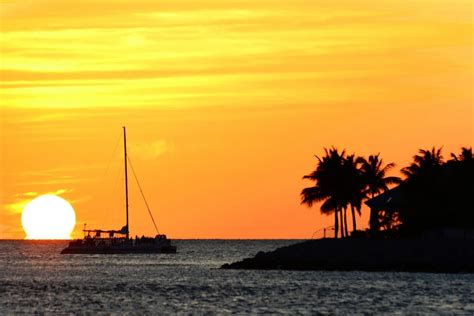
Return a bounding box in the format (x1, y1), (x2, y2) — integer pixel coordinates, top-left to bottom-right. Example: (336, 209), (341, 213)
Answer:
(22, 194), (76, 239)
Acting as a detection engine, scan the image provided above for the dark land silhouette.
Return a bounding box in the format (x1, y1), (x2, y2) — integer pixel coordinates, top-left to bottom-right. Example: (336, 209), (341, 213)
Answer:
(223, 147), (474, 272)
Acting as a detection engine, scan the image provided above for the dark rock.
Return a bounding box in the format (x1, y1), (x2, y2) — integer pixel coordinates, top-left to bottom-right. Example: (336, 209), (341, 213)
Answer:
(221, 239), (474, 273)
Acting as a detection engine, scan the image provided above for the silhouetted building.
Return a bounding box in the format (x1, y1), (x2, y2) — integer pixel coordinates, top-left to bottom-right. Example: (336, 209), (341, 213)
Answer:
(365, 185), (474, 239)
(365, 185), (405, 231)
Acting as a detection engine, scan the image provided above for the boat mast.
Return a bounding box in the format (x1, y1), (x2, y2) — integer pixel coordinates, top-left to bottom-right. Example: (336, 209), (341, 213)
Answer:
(123, 126), (129, 239)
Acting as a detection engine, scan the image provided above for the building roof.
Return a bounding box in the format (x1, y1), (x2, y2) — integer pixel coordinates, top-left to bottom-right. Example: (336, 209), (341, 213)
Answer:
(364, 185), (405, 211)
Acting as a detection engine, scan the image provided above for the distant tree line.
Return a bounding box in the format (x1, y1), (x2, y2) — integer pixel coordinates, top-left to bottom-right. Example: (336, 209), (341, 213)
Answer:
(301, 147), (473, 238)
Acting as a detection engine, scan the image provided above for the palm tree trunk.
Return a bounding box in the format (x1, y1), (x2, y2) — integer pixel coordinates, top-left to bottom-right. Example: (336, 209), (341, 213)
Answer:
(334, 209), (339, 239)
(351, 204), (357, 232)
(339, 208), (344, 238)
(343, 207), (349, 237)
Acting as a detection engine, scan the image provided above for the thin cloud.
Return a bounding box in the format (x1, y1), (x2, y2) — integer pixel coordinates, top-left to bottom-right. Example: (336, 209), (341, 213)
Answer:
(14, 191), (38, 197)
(4, 188), (75, 214)
(130, 140), (174, 160)
(4, 199), (28, 214)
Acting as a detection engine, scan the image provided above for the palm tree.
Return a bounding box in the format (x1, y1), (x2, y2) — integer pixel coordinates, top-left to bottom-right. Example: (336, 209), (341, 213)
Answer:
(398, 147), (444, 234)
(359, 154), (401, 231)
(401, 147), (444, 179)
(301, 185), (340, 237)
(360, 154), (401, 199)
(342, 154), (365, 232)
(450, 147), (473, 163)
(301, 147), (347, 238)
(398, 146), (471, 234)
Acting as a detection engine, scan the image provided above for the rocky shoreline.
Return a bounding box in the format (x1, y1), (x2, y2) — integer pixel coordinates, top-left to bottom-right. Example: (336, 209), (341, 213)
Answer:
(221, 239), (474, 273)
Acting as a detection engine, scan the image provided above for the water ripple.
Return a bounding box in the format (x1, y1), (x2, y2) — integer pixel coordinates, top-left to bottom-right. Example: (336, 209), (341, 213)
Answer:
(1, 240), (473, 314)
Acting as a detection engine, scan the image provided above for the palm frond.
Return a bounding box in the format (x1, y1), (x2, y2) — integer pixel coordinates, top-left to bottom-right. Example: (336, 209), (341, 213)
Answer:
(300, 186), (327, 207)
(320, 198), (338, 214)
(384, 176), (402, 185)
(382, 162), (396, 173)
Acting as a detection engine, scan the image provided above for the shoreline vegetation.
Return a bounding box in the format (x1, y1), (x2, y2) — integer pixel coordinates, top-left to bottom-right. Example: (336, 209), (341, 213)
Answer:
(223, 147), (474, 272)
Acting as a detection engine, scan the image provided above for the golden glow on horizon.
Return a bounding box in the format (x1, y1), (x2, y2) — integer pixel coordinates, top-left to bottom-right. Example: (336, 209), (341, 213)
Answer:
(1, 0), (472, 239)
(21, 195), (76, 239)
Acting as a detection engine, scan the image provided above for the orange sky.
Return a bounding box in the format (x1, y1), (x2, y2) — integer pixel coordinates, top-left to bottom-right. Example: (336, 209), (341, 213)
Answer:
(0, 0), (472, 239)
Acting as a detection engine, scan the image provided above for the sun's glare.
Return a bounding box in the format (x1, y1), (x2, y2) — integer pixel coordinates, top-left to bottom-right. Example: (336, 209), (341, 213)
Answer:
(21, 194), (76, 239)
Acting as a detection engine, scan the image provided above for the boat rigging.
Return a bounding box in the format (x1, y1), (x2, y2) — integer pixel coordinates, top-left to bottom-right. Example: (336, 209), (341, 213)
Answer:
(61, 127), (176, 254)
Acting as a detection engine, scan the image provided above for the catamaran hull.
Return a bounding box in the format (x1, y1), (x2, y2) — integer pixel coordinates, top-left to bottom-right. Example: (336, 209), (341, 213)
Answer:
(61, 245), (177, 254)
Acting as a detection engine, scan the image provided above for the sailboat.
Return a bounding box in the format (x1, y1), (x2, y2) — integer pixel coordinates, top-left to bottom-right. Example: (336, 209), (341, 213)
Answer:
(61, 127), (177, 254)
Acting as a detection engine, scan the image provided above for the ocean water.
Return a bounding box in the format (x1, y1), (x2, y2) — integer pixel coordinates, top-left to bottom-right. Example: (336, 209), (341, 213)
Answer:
(1, 240), (473, 314)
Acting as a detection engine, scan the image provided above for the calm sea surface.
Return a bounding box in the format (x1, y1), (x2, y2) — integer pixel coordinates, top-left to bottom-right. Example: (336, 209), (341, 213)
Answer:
(1, 240), (473, 314)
